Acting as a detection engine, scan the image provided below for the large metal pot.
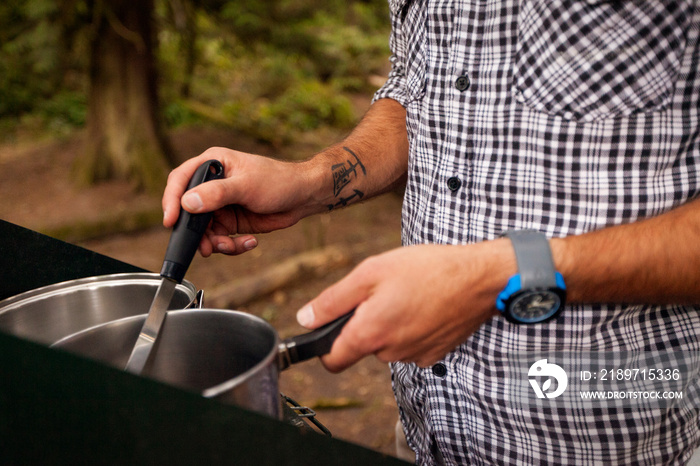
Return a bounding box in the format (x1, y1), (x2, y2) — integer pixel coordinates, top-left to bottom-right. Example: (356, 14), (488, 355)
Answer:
(51, 308), (351, 419)
(0, 273), (198, 345)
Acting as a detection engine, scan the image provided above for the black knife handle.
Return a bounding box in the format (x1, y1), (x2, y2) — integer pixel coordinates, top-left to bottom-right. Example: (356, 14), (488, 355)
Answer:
(160, 160), (225, 283)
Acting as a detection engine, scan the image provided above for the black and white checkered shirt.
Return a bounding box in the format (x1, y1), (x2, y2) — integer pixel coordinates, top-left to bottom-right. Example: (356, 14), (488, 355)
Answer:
(373, 1), (700, 464)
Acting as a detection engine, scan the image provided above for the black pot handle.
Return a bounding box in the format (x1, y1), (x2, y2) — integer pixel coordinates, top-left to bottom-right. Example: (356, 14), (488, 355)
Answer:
(278, 310), (355, 370)
(160, 160), (224, 283)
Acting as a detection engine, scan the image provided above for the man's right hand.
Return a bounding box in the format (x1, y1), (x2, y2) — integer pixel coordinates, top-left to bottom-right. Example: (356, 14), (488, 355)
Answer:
(162, 147), (323, 256)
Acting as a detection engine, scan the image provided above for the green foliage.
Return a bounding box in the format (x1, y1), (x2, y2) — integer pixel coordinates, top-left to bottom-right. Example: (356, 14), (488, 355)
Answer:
(3, 0), (391, 145)
(217, 0), (389, 87)
(0, 0), (59, 115)
(295, 10), (390, 89)
(162, 100), (205, 128)
(37, 91), (86, 127)
(224, 78), (355, 145)
(180, 0), (390, 142)
(0, 0), (89, 140)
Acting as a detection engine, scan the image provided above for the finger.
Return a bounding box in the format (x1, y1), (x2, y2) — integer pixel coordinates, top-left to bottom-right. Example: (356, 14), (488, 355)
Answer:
(320, 335), (365, 373)
(162, 154), (219, 227)
(319, 302), (384, 373)
(296, 264), (374, 329)
(198, 238), (214, 258)
(201, 212), (257, 256)
(207, 234), (258, 255)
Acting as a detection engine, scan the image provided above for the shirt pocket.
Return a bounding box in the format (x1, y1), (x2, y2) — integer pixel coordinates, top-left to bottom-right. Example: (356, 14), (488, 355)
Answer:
(391, 0), (427, 103)
(512, 0), (692, 121)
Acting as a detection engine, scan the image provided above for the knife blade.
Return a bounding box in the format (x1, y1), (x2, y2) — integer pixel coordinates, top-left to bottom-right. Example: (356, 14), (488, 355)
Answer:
(124, 277), (177, 373)
(124, 159), (224, 375)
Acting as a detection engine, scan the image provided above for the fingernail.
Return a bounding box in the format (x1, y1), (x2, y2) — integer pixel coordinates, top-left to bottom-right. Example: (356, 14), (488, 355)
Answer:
(296, 304), (315, 328)
(244, 238), (257, 251)
(182, 192), (203, 211)
(217, 243), (231, 253)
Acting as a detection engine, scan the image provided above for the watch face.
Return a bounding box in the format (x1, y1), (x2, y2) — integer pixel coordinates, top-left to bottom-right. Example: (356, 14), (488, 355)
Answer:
(510, 290), (562, 323)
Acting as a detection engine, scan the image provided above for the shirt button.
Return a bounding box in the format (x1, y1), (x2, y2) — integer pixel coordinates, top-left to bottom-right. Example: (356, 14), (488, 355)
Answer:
(432, 363), (448, 377)
(455, 75), (470, 92)
(447, 176), (462, 192)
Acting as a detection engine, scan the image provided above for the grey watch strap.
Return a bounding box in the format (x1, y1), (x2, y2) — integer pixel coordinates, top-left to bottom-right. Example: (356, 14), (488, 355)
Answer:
(504, 230), (557, 289)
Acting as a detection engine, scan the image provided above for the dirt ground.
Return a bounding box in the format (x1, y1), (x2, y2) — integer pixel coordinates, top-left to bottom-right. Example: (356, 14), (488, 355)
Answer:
(0, 125), (406, 459)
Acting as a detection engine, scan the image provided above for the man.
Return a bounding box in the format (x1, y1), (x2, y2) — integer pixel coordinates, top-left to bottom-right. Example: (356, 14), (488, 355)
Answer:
(163, 1), (700, 464)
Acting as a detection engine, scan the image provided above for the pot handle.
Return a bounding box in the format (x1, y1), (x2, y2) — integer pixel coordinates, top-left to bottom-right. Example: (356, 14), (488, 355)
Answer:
(160, 160), (224, 283)
(195, 289), (205, 308)
(278, 310), (355, 370)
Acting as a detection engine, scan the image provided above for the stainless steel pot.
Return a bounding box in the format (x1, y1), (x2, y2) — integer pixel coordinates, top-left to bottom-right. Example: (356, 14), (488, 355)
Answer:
(51, 308), (352, 419)
(0, 273), (198, 345)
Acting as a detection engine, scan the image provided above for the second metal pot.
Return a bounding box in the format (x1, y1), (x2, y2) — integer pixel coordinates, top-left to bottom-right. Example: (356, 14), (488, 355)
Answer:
(51, 308), (352, 419)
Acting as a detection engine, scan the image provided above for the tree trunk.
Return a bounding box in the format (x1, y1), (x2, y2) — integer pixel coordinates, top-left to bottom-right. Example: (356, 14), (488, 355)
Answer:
(168, 0), (198, 99)
(74, 0), (173, 194)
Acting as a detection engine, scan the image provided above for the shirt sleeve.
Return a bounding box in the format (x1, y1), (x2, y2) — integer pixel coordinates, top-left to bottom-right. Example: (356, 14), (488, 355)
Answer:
(371, 5), (410, 107)
(372, 55), (409, 107)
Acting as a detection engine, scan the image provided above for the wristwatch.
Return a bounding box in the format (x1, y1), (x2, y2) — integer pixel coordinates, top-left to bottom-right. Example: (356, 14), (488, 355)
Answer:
(496, 230), (566, 324)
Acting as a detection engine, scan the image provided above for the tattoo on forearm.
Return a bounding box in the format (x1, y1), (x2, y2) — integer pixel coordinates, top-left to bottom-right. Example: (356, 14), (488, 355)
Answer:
(328, 189), (365, 210)
(332, 147), (366, 196)
(328, 147), (367, 211)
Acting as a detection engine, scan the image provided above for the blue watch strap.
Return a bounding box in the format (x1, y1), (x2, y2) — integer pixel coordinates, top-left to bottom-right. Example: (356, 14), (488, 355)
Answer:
(496, 272), (566, 311)
(496, 274), (521, 311)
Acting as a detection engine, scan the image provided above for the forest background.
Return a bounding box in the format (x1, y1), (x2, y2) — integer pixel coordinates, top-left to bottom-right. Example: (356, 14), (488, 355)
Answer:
(1, 0), (407, 458)
(2, 0), (391, 191)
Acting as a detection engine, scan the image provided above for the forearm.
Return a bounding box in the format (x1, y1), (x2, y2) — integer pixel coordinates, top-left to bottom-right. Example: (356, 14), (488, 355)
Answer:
(301, 98), (408, 212)
(551, 198), (700, 306)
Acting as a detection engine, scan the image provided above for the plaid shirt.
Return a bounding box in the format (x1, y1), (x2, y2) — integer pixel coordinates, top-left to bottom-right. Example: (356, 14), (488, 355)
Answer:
(373, 1), (700, 464)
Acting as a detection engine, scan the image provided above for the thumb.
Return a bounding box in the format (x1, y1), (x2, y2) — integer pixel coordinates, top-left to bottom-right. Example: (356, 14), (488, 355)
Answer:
(181, 178), (238, 214)
(296, 271), (370, 329)
(296, 291), (374, 373)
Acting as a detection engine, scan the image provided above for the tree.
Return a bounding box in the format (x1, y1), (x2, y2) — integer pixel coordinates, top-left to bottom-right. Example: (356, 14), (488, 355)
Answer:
(1, 0), (390, 190)
(164, 0), (198, 99)
(73, 0), (173, 193)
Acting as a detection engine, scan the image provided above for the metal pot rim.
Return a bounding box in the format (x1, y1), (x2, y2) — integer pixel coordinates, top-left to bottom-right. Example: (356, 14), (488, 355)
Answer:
(0, 273), (198, 311)
(197, 309), (281, 399)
